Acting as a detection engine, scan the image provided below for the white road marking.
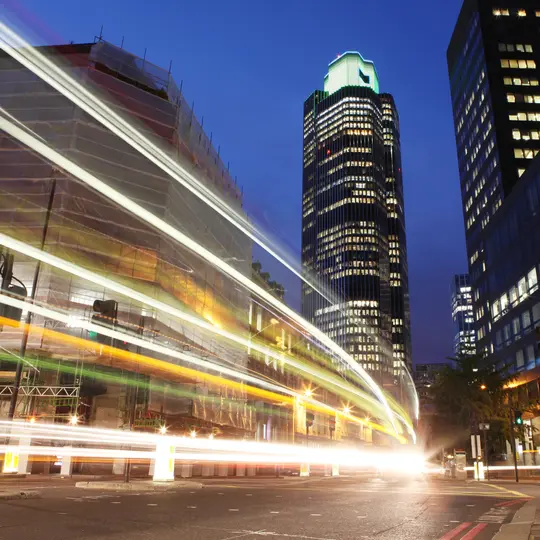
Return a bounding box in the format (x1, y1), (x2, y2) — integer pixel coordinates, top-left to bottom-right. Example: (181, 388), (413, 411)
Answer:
(187, 506), (197, 509)
(111, 502), (121, 504)
(357, 516), (367, 519)
(147, 504), (158, 507)
(270, 511), (280, 514)
(58, 512), (67, 515)
(246, 494), (253, 496)
(467, 504), (475, 507)
(450, 520), (460, 523)
(310, 513), (322, 517)
(214, 529), (337, 540)
(229, 508), (240, 512)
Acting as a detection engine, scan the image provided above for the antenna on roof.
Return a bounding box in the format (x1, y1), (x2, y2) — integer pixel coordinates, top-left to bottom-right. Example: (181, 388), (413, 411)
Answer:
(120, 36), (124, 49)
(98, 25), (104, 41)
(168, 60), (173, 74)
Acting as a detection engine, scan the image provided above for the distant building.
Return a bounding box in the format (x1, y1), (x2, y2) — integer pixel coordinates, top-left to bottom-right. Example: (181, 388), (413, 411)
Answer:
(451, 274), (476, 356)
(301, 52), (412, 387)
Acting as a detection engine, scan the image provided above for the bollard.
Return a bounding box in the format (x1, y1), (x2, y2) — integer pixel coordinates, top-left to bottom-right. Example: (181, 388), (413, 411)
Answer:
(300, 463), (310, 477)
(236, 464), (246, 477)
(246, 465), (256, 476)
(217, 463), (228, 477)
(60, 446), (73, 477)
(153, 439), (175, 482)
(3, 435), (31, 474)
(331, 463), (339, 477)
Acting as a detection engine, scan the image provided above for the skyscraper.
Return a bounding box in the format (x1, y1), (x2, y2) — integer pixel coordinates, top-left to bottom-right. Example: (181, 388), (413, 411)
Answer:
(301, 52), (412, 383)
(451, 274), (476, 356)
(448, 1), (540, 364)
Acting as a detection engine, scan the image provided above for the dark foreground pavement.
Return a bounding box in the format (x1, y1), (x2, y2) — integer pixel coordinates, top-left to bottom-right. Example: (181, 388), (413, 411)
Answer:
(0, 475), (533, 540)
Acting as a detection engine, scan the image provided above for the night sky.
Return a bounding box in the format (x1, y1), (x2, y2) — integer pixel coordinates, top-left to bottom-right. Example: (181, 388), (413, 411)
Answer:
(5, 0), (469, 366)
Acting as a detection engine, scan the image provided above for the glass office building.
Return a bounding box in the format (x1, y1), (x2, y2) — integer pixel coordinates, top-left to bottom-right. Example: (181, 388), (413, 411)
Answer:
(451, 274), (476, 356)
(448, 1), (540, 361)
(301, 52), (412, 384)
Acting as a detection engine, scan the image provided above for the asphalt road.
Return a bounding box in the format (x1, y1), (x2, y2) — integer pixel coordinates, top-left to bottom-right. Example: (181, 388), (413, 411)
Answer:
(0, 476), (532, 540)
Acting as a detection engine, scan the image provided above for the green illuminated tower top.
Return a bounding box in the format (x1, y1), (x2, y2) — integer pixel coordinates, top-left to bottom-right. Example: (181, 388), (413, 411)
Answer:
(323, 51), (379, 95)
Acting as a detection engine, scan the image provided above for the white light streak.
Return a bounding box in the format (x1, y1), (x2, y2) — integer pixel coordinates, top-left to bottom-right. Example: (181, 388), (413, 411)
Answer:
(0, 24), (418, 434)
(0, 231), (399, 433)
(0, 112), (400, 435)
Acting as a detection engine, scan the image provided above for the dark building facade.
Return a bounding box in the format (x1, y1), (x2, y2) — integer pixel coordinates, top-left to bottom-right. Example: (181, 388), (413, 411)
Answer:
(301, 52), (412, 385)
(448, 1), (540, 361)
(477, 156), (540, 372)
(451, 274), (476, 356)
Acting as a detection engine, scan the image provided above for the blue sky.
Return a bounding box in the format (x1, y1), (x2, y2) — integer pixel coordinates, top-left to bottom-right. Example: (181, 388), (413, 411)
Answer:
(5, 0), (468, 365)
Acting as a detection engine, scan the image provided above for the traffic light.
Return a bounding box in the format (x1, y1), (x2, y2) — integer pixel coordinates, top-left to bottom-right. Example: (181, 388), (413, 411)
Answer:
(91, 299), (118, 346)
(0, 253), (26, 329)
(0, 284), (26, 327)
(514, 410), (523, 426)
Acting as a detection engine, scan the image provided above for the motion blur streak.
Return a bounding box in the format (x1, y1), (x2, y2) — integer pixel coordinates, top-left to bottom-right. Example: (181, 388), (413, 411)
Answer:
(0, 231), (400, 431)
(0, 107), (402, 437)
(0, 22), (407, 432)
(0, 421), (424, 471)
(0, 313), (400, 440)
(0, 21), (324, 305)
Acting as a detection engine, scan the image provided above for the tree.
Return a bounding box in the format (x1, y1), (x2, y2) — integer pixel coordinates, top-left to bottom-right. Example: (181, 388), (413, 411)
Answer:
(431, 355), (534, 457)
(433, 355), (509, 430)
(430, 355), (511, 455)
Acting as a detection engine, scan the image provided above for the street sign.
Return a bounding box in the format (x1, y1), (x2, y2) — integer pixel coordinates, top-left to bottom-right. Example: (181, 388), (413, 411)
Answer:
(479, 423), (490, 431)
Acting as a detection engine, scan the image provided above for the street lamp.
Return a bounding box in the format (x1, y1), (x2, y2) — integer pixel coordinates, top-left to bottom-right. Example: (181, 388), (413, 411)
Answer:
(159, 425), (168, 435)
(343, 406), (352, 415)
(480, 384), (487, 391)
(304, 388), (313, 398)
(190, 430), (197, 438)
(69, 415), (78, 426)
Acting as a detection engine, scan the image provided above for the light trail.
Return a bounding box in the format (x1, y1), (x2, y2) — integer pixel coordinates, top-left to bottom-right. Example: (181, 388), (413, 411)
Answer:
(0, 24), (407, 433)
(0, 421), (424, 471)
(0, 313), (401, 440)
(0, 231), (402, 428)
(0, 111), (401, 437)
(464, 465), (540, 471)
(0, 22), (328, 307)
(0, 23), (394, 381)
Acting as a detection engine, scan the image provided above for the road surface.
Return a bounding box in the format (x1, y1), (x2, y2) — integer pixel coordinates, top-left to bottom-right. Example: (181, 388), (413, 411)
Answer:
(0, 475), (532, 539)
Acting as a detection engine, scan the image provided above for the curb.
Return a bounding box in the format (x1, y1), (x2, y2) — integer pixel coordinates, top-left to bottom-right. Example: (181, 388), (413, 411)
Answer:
(0, 474), (27, 481)
(75, 480), (203, 492)
(492, 499), (536, 540)
(0, 490), (40, 501)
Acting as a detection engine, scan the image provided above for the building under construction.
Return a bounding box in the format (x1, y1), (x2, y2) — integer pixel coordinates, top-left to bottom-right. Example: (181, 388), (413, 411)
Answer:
(0, 39), (253, 437)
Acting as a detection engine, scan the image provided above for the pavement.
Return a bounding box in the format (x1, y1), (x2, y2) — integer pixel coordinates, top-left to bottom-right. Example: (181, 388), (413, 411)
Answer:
(0, 474), (536, 539)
